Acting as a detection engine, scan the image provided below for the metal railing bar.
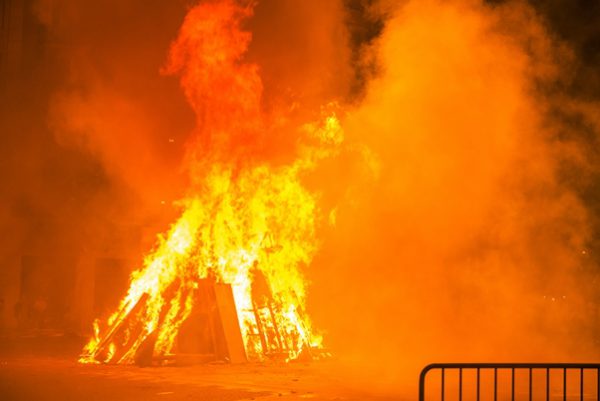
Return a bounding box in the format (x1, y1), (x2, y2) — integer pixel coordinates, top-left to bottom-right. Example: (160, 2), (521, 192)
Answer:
(512, 367), (516, 401)
(422, 364), (600, 370)
(441, 367), (445, 401)
(419, 363), (600, 401)
(564, 368), (567, 401)
(580, 368), (584, 401)
(459, 368), (463, 401)
(529, 367), (533, 401)
(494, 367), (498, 401)
(477, 367), (481, 401)
(547, 367), (550, 401)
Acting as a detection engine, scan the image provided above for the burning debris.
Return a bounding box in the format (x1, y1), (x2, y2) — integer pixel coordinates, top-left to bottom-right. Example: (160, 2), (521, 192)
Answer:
(79, 0), (341, 365)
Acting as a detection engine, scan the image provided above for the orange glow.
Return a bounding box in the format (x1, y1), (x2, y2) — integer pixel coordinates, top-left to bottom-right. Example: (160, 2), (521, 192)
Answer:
(79, 0), (341, 364)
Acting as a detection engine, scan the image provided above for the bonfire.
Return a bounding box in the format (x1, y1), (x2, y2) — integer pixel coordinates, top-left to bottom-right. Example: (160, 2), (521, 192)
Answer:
(79, 0), (341, 365)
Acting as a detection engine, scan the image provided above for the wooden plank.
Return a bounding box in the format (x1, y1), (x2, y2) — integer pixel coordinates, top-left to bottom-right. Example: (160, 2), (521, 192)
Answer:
(88, 292), (149, 361)
(215, 283), (247, 363)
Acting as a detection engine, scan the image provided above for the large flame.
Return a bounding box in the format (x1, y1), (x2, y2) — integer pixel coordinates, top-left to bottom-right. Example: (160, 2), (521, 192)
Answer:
(79, 0), (342, 364)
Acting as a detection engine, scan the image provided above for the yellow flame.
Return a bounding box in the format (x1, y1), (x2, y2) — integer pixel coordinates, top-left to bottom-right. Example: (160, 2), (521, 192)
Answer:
(80, 113), (343, 364)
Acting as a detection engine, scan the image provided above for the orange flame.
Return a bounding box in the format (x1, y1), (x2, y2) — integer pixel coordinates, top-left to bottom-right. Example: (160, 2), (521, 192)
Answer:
(79, 0), (341, 364)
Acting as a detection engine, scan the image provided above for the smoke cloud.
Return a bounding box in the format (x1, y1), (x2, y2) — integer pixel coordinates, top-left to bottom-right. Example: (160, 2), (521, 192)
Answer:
(306, 0), (600, 393)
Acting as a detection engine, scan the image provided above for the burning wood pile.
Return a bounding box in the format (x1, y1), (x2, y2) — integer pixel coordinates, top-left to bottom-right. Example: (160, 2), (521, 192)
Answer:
(78, 0), (340, 365)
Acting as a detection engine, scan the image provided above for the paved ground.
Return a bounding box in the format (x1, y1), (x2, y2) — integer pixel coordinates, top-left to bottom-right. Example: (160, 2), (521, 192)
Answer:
(0, 332), (407, 400)
(0, 357), (404, 401)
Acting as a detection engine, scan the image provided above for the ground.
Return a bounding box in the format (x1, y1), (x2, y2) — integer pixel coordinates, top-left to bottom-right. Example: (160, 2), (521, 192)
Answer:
(0, 335), (402, 401)
(0, 358), (403, 401)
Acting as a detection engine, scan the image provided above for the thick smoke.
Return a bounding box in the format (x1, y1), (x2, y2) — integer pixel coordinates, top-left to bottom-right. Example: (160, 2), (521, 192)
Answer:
(38, 0), (194, 211)
(0, 0), (198, 333)
(307, 0), (600, 393)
